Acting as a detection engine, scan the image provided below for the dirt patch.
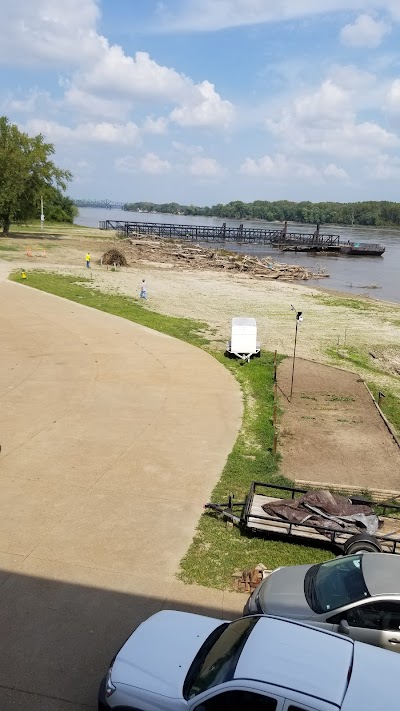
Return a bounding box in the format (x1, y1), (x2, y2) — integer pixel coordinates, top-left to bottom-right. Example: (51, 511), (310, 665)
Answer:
(277, 358), (400, 493)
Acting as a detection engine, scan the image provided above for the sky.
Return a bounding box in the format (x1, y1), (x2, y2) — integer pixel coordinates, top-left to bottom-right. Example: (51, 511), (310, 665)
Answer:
(2, 0), (400, 205)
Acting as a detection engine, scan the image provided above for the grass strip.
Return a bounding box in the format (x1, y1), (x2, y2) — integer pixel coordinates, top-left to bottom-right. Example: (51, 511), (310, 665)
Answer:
(368, 383), (400, 437)
(11, 269), (333, 588)
(180, 352), (333, 588)
(10, 270), (210, 348)
(308, 293), (381, 312)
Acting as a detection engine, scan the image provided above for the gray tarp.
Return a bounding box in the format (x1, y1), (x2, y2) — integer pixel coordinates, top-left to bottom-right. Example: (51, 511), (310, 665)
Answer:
(262, 489), (381, 536)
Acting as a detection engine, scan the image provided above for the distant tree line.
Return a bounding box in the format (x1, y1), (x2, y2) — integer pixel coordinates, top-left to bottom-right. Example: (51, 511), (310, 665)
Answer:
(122, 200), (400, 227)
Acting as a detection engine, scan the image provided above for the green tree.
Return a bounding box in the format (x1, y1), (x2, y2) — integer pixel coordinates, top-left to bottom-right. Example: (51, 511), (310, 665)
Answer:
(0, 116), (72, 234)
(45, 187), (78, 223)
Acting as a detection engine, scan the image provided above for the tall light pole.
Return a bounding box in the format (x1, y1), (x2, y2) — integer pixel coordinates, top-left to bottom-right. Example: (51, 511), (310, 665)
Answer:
(289, 306), (303, 401)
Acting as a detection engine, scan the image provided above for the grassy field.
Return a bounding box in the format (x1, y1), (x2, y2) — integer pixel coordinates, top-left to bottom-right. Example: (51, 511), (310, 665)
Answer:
(10, 269), (333, 588)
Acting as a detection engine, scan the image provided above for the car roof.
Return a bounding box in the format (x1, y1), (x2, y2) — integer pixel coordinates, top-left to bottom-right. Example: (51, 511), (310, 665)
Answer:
(235, 616), (353, 707)
(342, 640), (400, 711)
(362, 553), (400, 595)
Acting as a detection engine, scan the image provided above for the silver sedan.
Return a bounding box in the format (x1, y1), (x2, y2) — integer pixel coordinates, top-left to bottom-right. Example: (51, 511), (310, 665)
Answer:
(244, 553), (400, 652)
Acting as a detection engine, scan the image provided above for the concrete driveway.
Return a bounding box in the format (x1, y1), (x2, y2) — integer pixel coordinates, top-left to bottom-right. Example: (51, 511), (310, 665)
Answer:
(0, 275), (243, 710)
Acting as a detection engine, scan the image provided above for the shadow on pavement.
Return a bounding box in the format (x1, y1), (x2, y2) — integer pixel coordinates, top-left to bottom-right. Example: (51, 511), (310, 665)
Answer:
(0, 569), (240, 711)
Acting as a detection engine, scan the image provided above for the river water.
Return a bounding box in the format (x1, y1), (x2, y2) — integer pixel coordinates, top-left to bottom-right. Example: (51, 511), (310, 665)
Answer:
(76, 207), (400, 304)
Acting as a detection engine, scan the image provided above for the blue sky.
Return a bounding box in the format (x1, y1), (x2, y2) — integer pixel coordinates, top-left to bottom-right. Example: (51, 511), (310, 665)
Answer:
(2, 0), (400, 204)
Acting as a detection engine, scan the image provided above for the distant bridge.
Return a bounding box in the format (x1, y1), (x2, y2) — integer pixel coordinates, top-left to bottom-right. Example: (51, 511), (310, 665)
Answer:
(74, 199), (124, 210)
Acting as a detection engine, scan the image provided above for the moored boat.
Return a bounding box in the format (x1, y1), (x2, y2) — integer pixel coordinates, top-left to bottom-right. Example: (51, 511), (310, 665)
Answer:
(339, 242), (385, 256)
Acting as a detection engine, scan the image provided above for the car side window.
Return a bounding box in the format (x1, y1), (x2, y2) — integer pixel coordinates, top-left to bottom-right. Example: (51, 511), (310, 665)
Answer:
(193, 689), (278, 711)
(328, 602), (400, 630)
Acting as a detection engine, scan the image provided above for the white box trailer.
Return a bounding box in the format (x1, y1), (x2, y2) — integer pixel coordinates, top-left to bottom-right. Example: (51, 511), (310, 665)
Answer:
(226, 317), (260, 362)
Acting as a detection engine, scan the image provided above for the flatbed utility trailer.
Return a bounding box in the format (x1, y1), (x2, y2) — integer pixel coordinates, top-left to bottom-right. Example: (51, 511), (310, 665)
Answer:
(205, 481), (400, 556)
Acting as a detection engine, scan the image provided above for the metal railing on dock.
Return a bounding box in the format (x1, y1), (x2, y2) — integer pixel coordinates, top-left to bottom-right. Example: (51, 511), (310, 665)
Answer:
(98, 219), (341, 247)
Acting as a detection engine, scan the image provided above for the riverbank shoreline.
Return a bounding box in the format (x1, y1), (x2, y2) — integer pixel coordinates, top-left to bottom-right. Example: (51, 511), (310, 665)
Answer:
(1, 225), (399, 403)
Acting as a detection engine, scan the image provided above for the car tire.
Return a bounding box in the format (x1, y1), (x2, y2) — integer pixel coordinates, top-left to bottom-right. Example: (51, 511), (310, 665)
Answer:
(343, 533), (382, 555)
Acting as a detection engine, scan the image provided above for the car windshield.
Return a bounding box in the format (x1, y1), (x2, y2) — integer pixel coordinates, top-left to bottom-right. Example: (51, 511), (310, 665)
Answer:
(305, 555), (370, 614)
(183, 617), (259, 699)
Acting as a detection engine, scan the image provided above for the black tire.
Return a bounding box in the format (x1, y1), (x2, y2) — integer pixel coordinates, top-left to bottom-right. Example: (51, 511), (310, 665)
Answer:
(343, 533), (382, 555)
(255, 350), (261, 358)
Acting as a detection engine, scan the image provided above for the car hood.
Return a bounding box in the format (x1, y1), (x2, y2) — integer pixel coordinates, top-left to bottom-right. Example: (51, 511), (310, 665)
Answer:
(258, 565), (315, 619)
(111, 610), (224, 698)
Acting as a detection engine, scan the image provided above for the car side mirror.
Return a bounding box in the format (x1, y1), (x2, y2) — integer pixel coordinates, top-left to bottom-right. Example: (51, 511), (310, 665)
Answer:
(338, 619), (350, 636)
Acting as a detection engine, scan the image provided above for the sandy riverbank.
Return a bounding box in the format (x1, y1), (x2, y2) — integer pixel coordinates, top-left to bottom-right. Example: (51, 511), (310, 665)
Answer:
(2, 230), (400, 395)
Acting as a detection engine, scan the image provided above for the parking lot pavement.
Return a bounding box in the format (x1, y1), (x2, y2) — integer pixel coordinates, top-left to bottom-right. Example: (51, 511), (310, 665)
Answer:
(0, 278), (242, 709)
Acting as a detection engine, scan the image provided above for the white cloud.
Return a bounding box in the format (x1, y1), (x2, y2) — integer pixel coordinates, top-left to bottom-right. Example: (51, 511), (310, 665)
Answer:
(290, 79), (352, 123)
(340, 14), (391, 48)
(323, 163), (349, 179)
(387, 79), (400, 114)
(159, 0), (400, 32)
(78, 47), (189, 102)
(0, 0), (101, 66)
(24, 119), (141, 146)
(72, 49), (234, 129)
(4, 89), (53, 114)
(142, 116), (169, 134)
(366, 153), (400, 179)
(240, 154), (320, 180)
(64, 86), (130, 120)
(116, 153), (171, 175)
(0, 1), (234, 134)
(170, 81), (234, 129)
(172, 141), (204, 155)
(140, 152), (171, 175)
(266, 74), (400, 158)
(189, 156), (224, 177)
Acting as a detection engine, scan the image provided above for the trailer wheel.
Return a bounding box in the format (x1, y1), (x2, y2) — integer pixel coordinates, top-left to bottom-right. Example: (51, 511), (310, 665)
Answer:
(255, 350), (261, 358)
(343, 533), (382, 555)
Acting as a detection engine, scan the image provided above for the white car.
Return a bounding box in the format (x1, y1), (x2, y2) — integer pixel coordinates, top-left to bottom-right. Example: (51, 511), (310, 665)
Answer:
(98, 610), (400, 711)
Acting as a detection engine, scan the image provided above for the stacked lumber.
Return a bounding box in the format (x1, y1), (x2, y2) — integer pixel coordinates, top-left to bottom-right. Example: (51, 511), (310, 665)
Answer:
(122, 239), (328, 281)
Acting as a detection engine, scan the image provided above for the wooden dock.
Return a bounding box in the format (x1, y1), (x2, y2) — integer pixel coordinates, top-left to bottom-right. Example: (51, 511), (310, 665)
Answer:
(98, 219), (384, 255)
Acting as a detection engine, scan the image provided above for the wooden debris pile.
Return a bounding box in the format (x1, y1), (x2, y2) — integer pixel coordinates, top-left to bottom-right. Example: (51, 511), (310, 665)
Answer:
(123, 239), (328, 281)
(101, 248), (128, 267)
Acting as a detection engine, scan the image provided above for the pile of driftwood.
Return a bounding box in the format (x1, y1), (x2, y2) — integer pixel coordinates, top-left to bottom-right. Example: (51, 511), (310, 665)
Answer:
(123, 239), (328, 281)
(101, 248), (128, 267)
